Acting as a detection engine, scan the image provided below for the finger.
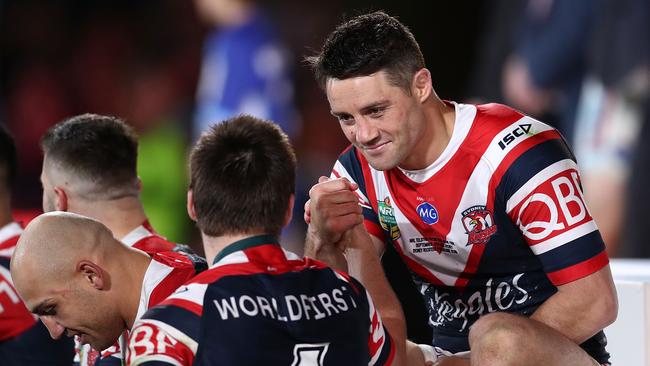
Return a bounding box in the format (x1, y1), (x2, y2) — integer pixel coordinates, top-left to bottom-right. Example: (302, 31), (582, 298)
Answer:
(312, 190), (360, 207)
(324, 212), (364, 234)
(318, 201), (363, 218)
(318, 175), (330, 184)
(310, 177), (357, 196)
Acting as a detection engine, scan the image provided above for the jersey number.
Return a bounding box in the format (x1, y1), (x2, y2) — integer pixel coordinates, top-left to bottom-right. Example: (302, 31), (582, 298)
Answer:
(291, 343), (330, 366)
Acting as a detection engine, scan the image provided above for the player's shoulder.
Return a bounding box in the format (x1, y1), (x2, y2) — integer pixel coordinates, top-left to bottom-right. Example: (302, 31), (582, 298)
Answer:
(133, 235), (176, 253)
(475, 102), (524, 120)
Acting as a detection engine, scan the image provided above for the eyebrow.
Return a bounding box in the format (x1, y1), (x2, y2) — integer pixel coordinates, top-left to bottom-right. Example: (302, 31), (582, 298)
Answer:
(31, 300), (52, 315)
(330, 100), (391, 118)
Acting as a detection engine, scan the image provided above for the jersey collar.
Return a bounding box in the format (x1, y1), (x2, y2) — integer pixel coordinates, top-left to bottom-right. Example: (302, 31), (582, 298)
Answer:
(212, 234), (279, 265)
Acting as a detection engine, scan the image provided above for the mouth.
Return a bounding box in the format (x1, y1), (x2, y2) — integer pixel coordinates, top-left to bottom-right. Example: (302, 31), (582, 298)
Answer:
(362, 141), (390, 155)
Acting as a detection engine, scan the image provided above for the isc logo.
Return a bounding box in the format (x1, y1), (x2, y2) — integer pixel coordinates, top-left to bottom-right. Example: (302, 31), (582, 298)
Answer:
(417, 202), (439, 225)
(498, 124), (532, 150)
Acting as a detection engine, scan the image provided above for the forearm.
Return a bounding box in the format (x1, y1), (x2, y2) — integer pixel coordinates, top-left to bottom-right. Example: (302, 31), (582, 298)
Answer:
(345, 227), (406, 365)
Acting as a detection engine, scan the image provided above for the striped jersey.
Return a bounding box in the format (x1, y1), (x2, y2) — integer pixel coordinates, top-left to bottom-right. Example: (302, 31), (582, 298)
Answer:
(1, 222), (75, 365)
(332, 102), (610, 363)
(0, 223), (33, 341)
(127, 235), (395, 366)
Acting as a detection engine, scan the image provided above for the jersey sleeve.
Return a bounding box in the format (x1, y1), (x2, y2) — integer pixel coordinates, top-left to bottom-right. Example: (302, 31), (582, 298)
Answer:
(497, 128), (608, 285)
(0, 257), (37, 341)
(331, 146), (384, 241)
(126, 284), (206, 366)
(365, 290), (396, 366)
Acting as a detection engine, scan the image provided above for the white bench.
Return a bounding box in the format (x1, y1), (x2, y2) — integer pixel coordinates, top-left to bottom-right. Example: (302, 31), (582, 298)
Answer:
(605, 259), (650, 365)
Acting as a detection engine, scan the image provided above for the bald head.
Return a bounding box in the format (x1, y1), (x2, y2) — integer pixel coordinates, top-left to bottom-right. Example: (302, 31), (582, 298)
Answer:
(12, 212), (117, 283)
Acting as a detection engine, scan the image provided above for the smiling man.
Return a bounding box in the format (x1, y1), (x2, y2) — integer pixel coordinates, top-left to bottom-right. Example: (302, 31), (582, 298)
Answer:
(304, 11), (617, 366)
(9, 212), (197, 363)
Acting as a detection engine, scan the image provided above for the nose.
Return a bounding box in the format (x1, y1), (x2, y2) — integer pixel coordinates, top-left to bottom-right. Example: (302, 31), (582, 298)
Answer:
(355, 117), (380, 146)
(40, 316), (65, 339)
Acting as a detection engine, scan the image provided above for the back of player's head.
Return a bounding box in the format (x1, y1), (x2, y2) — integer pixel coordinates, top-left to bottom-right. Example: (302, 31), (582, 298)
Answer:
(40, 114), (139, 199)
(190, 114), (296, 237)
(0, 124), (17, 191)
(307, 11), (425, 92)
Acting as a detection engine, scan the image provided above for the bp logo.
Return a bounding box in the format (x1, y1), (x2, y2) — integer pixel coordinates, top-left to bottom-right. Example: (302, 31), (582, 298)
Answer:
(378, 197), (401, 240)
(416, 202), (439, 225)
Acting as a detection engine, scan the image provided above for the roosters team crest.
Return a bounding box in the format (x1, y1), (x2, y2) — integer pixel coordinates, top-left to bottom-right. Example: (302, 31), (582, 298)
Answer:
(461, 205), (497, 246)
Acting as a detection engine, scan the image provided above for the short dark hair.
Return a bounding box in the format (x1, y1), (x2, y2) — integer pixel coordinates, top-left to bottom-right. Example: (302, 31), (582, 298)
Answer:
(40, 114), (139, 196)
(306, 11), (425, 92)
(0, 124), (17, 190)
(190, 115), (296, 237)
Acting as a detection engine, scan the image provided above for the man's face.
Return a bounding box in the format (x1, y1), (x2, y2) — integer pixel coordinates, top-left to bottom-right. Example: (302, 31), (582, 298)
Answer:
(16, 273), (123, 351)
(326, 71), (424, 171)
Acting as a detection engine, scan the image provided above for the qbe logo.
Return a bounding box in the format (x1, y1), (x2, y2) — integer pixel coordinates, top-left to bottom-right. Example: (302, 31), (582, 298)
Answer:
(417, 202), (439, 225)
(515, 170), (589, 242)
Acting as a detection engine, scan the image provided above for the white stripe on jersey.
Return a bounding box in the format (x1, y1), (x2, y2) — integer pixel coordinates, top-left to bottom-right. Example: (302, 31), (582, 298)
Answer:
(167, 283), (208, 306)
(136, 259), (176, 321)
(121, 225), (154, 247)
(505, 159), (579, 214)
(282, 249), (301, 261)
(0, 222), (22, 244)
(529, 220), (598, 255)
(129, 353), (185, 366)
(0, 247), (14, 258)
(398, 103), (476, 183)
(212, 251), (249, 268)
(331, 160), (372, 209)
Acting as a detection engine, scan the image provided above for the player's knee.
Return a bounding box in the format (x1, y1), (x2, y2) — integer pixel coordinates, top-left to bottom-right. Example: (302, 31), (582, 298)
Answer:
(469, 312), (529, 353)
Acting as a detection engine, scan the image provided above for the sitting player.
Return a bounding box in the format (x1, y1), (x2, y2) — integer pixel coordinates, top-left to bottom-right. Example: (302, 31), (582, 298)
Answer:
(126, 115), (405, 365)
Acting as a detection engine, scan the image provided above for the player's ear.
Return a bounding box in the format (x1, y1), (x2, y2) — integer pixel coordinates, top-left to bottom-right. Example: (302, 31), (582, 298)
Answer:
(77, 260), (108, 290)
(53, 187), (68, 212)
(187, 190), (197, 221)
(283, 194), (295, 228)
(136, 177), (143, 193)
(412, 68), (433, 103)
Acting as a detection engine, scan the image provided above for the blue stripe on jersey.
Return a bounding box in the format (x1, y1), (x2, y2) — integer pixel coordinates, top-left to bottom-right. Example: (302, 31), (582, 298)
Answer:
(496, 138), (575, 201)
(536, 230), (605, 273)
(0, 256), (9, 270)
(337, 147), (379, 223)
(95, 355), (121, 366)
(142, 305), (201, 341)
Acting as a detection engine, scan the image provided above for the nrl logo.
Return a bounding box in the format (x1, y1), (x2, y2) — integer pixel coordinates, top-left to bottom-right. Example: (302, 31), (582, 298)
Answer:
(461, 205), (497, 246)
(378, 197), (401, 240)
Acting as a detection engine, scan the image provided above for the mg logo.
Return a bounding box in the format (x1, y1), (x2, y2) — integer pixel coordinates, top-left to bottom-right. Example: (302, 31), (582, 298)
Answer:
(417, 202), (439, 225)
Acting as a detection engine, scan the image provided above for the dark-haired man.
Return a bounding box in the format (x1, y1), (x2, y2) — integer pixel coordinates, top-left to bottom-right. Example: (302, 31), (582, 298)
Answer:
(0, 124), (75, 365)
(127, 115), (402, 365)
(304, 11), (616, 366)
(40, 114), (204, 365)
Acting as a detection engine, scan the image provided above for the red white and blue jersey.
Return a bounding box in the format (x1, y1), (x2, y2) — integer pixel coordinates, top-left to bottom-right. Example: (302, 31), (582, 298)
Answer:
(1, 222), (75, 364)
(332, 103), (610, 363)
(0, 223), (34, 341)
(127, 235), (395, 366)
